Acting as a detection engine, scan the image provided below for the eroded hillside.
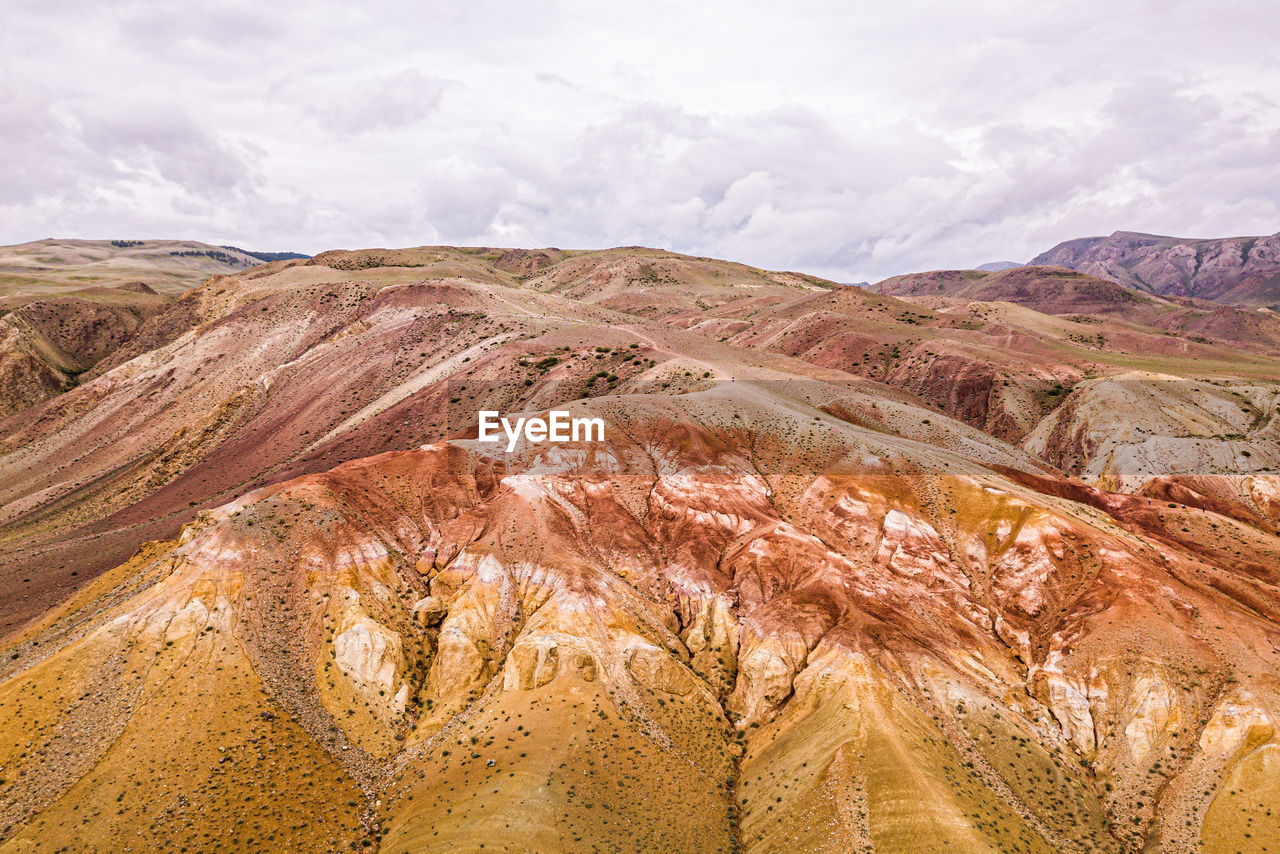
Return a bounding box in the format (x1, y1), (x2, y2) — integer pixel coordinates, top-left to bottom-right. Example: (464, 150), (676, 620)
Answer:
(1, 245), (1278, 852)
(3, 383), (1280, 852)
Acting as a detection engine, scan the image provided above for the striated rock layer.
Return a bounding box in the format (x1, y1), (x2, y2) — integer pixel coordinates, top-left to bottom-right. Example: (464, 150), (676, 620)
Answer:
(2, 382), (1279, 852)
(1, 244), (1279, 852)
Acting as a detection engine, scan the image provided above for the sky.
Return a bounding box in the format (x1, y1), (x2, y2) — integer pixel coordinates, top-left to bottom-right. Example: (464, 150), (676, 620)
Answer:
(3, 0), (1279, 282)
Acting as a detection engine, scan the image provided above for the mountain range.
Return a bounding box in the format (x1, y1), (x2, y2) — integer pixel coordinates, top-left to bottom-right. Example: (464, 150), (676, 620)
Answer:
(1031, 230), (1280, 309)
(0, 239), (1277, 852)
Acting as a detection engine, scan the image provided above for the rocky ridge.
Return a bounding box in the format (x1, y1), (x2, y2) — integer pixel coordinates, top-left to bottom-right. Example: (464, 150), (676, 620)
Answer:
(1031, 231), (1280, 309)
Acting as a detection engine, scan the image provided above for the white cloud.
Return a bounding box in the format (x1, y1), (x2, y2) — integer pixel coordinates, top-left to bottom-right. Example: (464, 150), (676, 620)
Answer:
(300, 69), (450, 137)
(2, 0), (1279, 279)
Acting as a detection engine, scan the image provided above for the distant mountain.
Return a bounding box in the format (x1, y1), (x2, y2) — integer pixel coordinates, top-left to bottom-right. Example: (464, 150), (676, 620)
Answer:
(1031, 230), (1280, 309)
(870, 264), (1280, 349)
(975, 260), (1023, 272)
(0, 238), (264, 297)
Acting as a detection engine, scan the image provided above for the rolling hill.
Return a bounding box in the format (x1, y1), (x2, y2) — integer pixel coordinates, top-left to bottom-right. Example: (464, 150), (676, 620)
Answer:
(0, 239), (311, 419)
(0, 245), (1277, 852)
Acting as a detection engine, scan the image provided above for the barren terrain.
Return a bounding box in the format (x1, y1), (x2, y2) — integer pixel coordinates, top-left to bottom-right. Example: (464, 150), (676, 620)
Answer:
(0, 245), (1277, 852)
(1031, 231), (1280, 309)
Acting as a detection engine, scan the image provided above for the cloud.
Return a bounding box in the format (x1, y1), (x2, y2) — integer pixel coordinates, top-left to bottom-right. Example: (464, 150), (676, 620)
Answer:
(2, 0), (1279, 279)
(77, 97), (259, 195)
(304, 69), (450, 137)
(0, 69), (258, 241)
(0, 78), (91, 206)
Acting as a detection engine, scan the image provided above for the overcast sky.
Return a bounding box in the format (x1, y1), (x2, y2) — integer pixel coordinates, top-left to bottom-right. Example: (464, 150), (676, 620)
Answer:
(3, 0), (1279, 281)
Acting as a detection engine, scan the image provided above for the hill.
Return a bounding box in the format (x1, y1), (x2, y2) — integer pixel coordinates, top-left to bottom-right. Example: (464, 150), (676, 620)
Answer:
(0, 240), (315, 418)
(1030, 230), (1280, 309)
(871, 265), (1280, 349)
(0, 282), (176, 417)
(0, 238), (267, 298)
(0, 245), (1277, 852)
